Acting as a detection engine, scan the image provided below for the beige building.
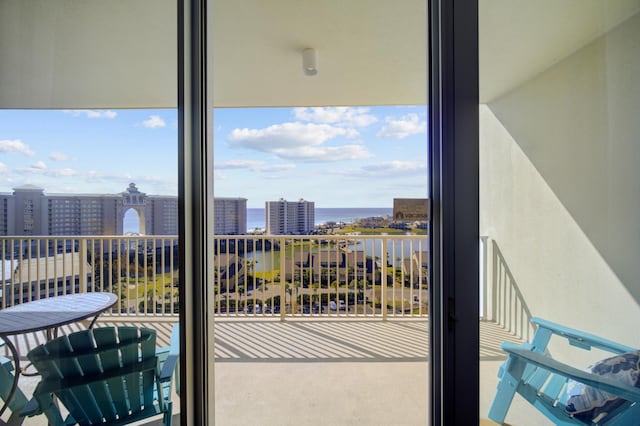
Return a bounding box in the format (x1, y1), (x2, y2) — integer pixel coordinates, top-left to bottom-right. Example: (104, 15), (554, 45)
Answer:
(265, 198), (315, 235)
(0, 183), (179, 236)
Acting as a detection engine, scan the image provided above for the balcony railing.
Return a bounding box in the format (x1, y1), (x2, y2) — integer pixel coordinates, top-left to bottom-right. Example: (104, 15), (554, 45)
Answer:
(480, 236), (533, 341)
(0, 235), (429, 319)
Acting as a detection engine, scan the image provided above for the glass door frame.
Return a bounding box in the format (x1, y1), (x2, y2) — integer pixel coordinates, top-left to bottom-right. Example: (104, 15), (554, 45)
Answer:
(178, 0), (214, 424)
(178, 0), (480, 423)
(428, 0), (479, 424)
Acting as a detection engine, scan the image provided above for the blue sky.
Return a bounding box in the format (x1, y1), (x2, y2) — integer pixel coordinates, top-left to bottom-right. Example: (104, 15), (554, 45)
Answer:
(0, 106), (428, 207)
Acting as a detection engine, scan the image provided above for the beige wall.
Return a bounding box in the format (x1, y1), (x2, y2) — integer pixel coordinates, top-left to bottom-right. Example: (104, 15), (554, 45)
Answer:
(480, 12), (640, 356)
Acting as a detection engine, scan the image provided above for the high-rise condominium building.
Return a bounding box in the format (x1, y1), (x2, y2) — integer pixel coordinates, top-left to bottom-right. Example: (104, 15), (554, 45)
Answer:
(0, 183), (178, 236)
(0, 184), (248, 236)
(213, 198), (247, 235)
(265, 198), (315, 235)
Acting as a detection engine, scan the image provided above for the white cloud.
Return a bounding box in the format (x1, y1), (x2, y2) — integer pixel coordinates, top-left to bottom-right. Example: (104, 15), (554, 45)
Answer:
(328, 160), (426, 177)
(360, 160), (426, 175)
(275, 144), (372, 162)
(293, 107), (378, 128)
(49, 152), (71, 161)
(55, 168), (77, 177)
(142, 115), (167, 128)
(63, 110), (117, 119)
(0, 162), (6, 173)
(216, 160), (295, 173)
(377, 113), (427, 139)
(231, 122), (356, 148)
(16, 160), (79, 177)
(216, 160), (265, 170)
(84, 171), (176, 193)
(228, 122), (367, 162)
(261, 164), (296, 172)
(0, 139), (35, 156)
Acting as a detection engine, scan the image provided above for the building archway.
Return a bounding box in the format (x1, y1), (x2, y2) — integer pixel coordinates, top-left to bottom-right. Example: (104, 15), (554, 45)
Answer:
(115, 183), (148, 235)
(122, 207), (146, 235)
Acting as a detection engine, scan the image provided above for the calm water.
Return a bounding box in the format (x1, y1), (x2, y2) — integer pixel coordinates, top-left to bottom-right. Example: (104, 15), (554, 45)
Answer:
(247, 207), (392, 231)
(243, 238), (428, 272)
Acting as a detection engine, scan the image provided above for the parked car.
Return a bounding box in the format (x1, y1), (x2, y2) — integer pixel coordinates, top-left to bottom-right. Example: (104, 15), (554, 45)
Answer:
(330, 300), (347, 311)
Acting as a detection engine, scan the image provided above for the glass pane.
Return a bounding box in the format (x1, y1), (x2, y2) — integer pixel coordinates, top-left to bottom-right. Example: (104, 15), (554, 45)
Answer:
(479, 2), (640, 424)
(0, 1), (180, 423)
(209, 0), (430, 423)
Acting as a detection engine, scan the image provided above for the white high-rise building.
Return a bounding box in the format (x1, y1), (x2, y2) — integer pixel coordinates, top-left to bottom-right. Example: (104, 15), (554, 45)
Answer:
(213, 198), (247, 235)
(0, 184), (247, 236)
(265, 198), (315, 235)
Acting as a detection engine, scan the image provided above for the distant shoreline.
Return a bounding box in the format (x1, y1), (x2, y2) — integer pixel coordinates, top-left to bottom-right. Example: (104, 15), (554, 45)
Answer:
(246, 207), (393, 231)
(124, 207), (395, 233)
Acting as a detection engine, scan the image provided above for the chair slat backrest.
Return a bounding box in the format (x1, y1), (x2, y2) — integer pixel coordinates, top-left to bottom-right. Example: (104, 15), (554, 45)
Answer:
(27, 326), (159, 425)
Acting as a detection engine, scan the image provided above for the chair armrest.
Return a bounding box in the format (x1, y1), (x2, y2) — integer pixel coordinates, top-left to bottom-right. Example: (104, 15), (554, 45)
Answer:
(159, 354), (179, 383)
(21, 392), (66, 424)
(156, 323), (179, 360)
(170, 323), (180, 355)
(0, 355), (14, 372)
(503, 343), (640, 403)
(531, 317), (636, 353)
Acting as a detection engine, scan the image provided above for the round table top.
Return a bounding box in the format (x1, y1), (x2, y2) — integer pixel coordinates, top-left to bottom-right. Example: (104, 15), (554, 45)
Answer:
(0, 292), (118, 335)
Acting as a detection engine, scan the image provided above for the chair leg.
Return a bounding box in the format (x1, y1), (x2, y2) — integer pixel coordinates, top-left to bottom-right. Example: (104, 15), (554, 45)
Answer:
(488, 373), (519, 423)
(488, 357), (523, 424)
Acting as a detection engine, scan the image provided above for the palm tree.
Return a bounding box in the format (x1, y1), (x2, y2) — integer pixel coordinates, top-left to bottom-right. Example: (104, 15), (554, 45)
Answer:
(139, 288), (157, 313)
(285, 280), (302, 312)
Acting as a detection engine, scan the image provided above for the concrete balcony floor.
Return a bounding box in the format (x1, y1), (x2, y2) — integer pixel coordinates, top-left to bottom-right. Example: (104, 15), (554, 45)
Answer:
(1, 318), (547, 425)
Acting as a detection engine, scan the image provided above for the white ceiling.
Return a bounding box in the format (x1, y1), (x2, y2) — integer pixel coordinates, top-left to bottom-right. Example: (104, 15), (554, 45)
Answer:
(0, 0), (638, 109)
(479, 0), (640, 102)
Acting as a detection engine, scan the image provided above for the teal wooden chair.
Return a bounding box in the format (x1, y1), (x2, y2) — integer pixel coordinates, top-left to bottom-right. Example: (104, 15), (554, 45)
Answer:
(21, 326), (178, 426)
(0, 354), (29, 423)
(489, 317), (640, 425)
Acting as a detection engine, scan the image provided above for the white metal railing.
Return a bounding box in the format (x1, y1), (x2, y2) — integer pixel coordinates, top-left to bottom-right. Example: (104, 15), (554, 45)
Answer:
(213, 235), (429, 318)
(0, 236), (179, 316)
(481, 236), (534, 341)
(0, 235), (429, 319)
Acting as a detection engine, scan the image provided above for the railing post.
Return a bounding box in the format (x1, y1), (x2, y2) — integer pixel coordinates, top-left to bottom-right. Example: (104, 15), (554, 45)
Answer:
(79, 239), (88, 294)
(279, 238), (286, 321)
(480, 235), (489, 321)
(381, 238), (388, 320)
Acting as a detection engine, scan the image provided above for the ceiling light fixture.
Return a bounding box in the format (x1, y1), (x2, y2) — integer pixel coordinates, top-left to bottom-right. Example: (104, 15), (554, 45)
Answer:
(302, 48), (318, 76)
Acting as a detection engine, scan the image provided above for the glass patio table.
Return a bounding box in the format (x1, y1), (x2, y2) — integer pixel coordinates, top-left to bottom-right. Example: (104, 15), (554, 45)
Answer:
(0, 292), (118, 417)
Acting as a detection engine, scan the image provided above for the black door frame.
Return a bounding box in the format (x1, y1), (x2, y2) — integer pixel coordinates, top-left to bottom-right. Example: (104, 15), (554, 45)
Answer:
(429, 0), (479, 424)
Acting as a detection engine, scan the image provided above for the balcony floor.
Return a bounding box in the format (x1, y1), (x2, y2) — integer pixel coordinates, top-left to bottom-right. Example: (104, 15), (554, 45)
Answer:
(1, 318), (546, 425)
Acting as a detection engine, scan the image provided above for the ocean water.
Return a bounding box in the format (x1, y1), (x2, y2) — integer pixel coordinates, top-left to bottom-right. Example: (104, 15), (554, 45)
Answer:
(247, 207), (392, 231)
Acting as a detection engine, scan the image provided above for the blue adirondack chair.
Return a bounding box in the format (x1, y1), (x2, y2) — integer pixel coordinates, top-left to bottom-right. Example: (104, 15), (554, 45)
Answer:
(21, 326), (178, 426)
(156, 323), (180, 396)
(489, 317), (640, 425)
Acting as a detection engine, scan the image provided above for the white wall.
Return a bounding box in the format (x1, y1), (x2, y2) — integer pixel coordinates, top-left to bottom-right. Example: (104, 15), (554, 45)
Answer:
(480, 12), (640, 357)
